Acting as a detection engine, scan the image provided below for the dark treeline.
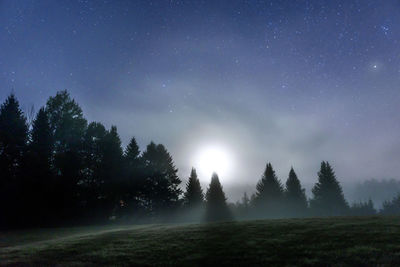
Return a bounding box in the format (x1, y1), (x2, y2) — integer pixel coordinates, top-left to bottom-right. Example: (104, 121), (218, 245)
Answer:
(1, 91), (400, 229)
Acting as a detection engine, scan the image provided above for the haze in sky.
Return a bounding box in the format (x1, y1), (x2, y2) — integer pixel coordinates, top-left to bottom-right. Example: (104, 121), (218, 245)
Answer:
(1, 0), (400, 201)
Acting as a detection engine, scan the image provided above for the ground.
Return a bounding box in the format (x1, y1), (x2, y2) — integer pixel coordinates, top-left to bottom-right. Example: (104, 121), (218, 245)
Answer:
(1, 216), (400, 266)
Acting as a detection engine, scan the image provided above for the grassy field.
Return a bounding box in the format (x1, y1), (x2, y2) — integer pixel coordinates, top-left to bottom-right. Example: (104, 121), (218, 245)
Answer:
(1, 216), (400, 266)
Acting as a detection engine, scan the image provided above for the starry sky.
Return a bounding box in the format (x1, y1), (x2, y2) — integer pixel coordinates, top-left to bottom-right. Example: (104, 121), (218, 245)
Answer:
(1, 0), (400, 201)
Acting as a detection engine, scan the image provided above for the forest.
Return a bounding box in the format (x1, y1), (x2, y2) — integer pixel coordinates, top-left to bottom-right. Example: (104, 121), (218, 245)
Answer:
(1, 91), (399, 229)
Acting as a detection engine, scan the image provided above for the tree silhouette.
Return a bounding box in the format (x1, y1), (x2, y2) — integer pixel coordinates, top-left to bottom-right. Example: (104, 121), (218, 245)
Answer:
(101, 126), (124, 217)
(183, 168), (204, 208)
(0, 94), (28, 227)
(120, 137), (144, 219)
(310, 161), (348, 216)
(25, 108), (54, 225)
(381, 194), (400, 215)
(253, 163), (284, 217)
(141, 142), (182, 217)
(46, 90), (88, 220)
(205, 173), (231, 222)
(350, 199), (376, 216)
(285, 167), (308, 217)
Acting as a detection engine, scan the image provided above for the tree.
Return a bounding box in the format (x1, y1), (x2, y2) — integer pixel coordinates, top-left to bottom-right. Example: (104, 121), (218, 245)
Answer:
(285, 167), (308, 217)
(119, 137), (144, 219)
(310, 161), (348, 216)
(25, 107), (54, 225)
(81, 122), (108, 219)
(350, 199), (376, 216)
(183, 168), (204, 208)
(205, 173), (231, 222)
(0, 94), (28, 180)
(381, 194), (400, 215)
(253, 163), (284, 218)
(100, 126), (124, 218)
(45, 90), (87, 220)
(0, 94), (28, 227)
(233, 192), (251, 220)
(141, 142), (182, 217)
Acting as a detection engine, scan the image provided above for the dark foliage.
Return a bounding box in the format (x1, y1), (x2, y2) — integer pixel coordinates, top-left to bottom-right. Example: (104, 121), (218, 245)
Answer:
(141, 142), (182, 218)
(310, 161), (349, 216)
(350, 199), (376, 216)
(284, 167), (308, 217)
(253, 163), (284, 218)
(205, 173), (231, 222)
(183, 168), (204, 208)
(0, 92), (396, 228)
(0, 94), (28, 227)
(381, 194), (400, 215)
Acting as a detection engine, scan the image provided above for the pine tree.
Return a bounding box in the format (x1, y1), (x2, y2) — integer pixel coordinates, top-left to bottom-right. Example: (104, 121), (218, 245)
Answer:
(119, 136), (143, 219)
(125, 137), (140, 166)
(285, 167), (308, 217)
(253, 163), (284, 217)
(25, 107), (54, 224)
(101, 126), (124, 216)
(81, 122), (108, 218)
(183, 168), (204, 208)
(29, 108), (53, 166)
(45, 90), (87, 219)
(310, 161), (348, 216)
(205, 173), (231, 222)
(381, 194), (400, 215)
(141, 142), (182, 216)
(0, 94), (28, 226)
(350, 199), (376, 216)
(0, 94), (28, 179)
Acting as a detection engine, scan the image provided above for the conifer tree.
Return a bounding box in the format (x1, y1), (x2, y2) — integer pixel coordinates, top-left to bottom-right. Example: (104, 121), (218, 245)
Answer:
(310, 161), (348, 216)
(381, 194), (400, 215)
(0, 94), (28, 180)
(285, 167), (308, 217)
(0, 94), (28, 226)
(183, 168), (204, 208)
(350, 199), (376, 216)
(81, 122), (108, 218)
(45, 90), (87, 219)
(101, 126), (124, 215)
(120, 137), (143, 218)
(26, 107), (54, 224)
(29, 108), (53, 166)
(253, 163), (284, 217)
(141, 142), (182, 216)
(205, 173), (231, 222)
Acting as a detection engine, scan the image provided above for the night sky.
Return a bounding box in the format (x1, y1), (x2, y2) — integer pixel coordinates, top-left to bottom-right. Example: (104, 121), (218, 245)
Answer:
(1, 0), (400, 201)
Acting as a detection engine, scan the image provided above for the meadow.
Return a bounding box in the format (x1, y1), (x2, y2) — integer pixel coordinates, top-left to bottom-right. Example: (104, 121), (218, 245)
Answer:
(1, 216), (400, 266)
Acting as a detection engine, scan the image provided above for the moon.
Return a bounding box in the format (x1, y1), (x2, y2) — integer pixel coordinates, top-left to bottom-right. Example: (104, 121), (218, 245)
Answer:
(193, 145), (233, 181)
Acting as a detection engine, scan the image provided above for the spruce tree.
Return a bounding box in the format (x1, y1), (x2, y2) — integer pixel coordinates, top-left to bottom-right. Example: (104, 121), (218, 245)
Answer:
(120, 137), (143, 218)
(205, 173), (231, 222)
(30, 108), (53, 166)
(381, 194), (400, 215)
(183, 168), (204, 208)
(350, 199), (376, 216)
(253, 163), (284, 217)
(285, 167), (308, 217)
(310, 161), (348, 216)
(0, 94), (28, 226)
(81, 122), (108, 218)
(26, 107), (54, 224)
(45, 90), (87, 219)
(101, 126), (124, 216)
(141, 142), (182, 216)
(0, 94), (28, 180)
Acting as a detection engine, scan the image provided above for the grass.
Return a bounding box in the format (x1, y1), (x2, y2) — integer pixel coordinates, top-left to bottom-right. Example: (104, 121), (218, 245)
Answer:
(1, 216), (400, 266)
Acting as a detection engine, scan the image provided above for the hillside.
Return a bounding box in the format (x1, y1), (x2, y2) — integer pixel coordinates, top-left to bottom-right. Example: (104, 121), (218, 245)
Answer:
(1, 216), (400, 266)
